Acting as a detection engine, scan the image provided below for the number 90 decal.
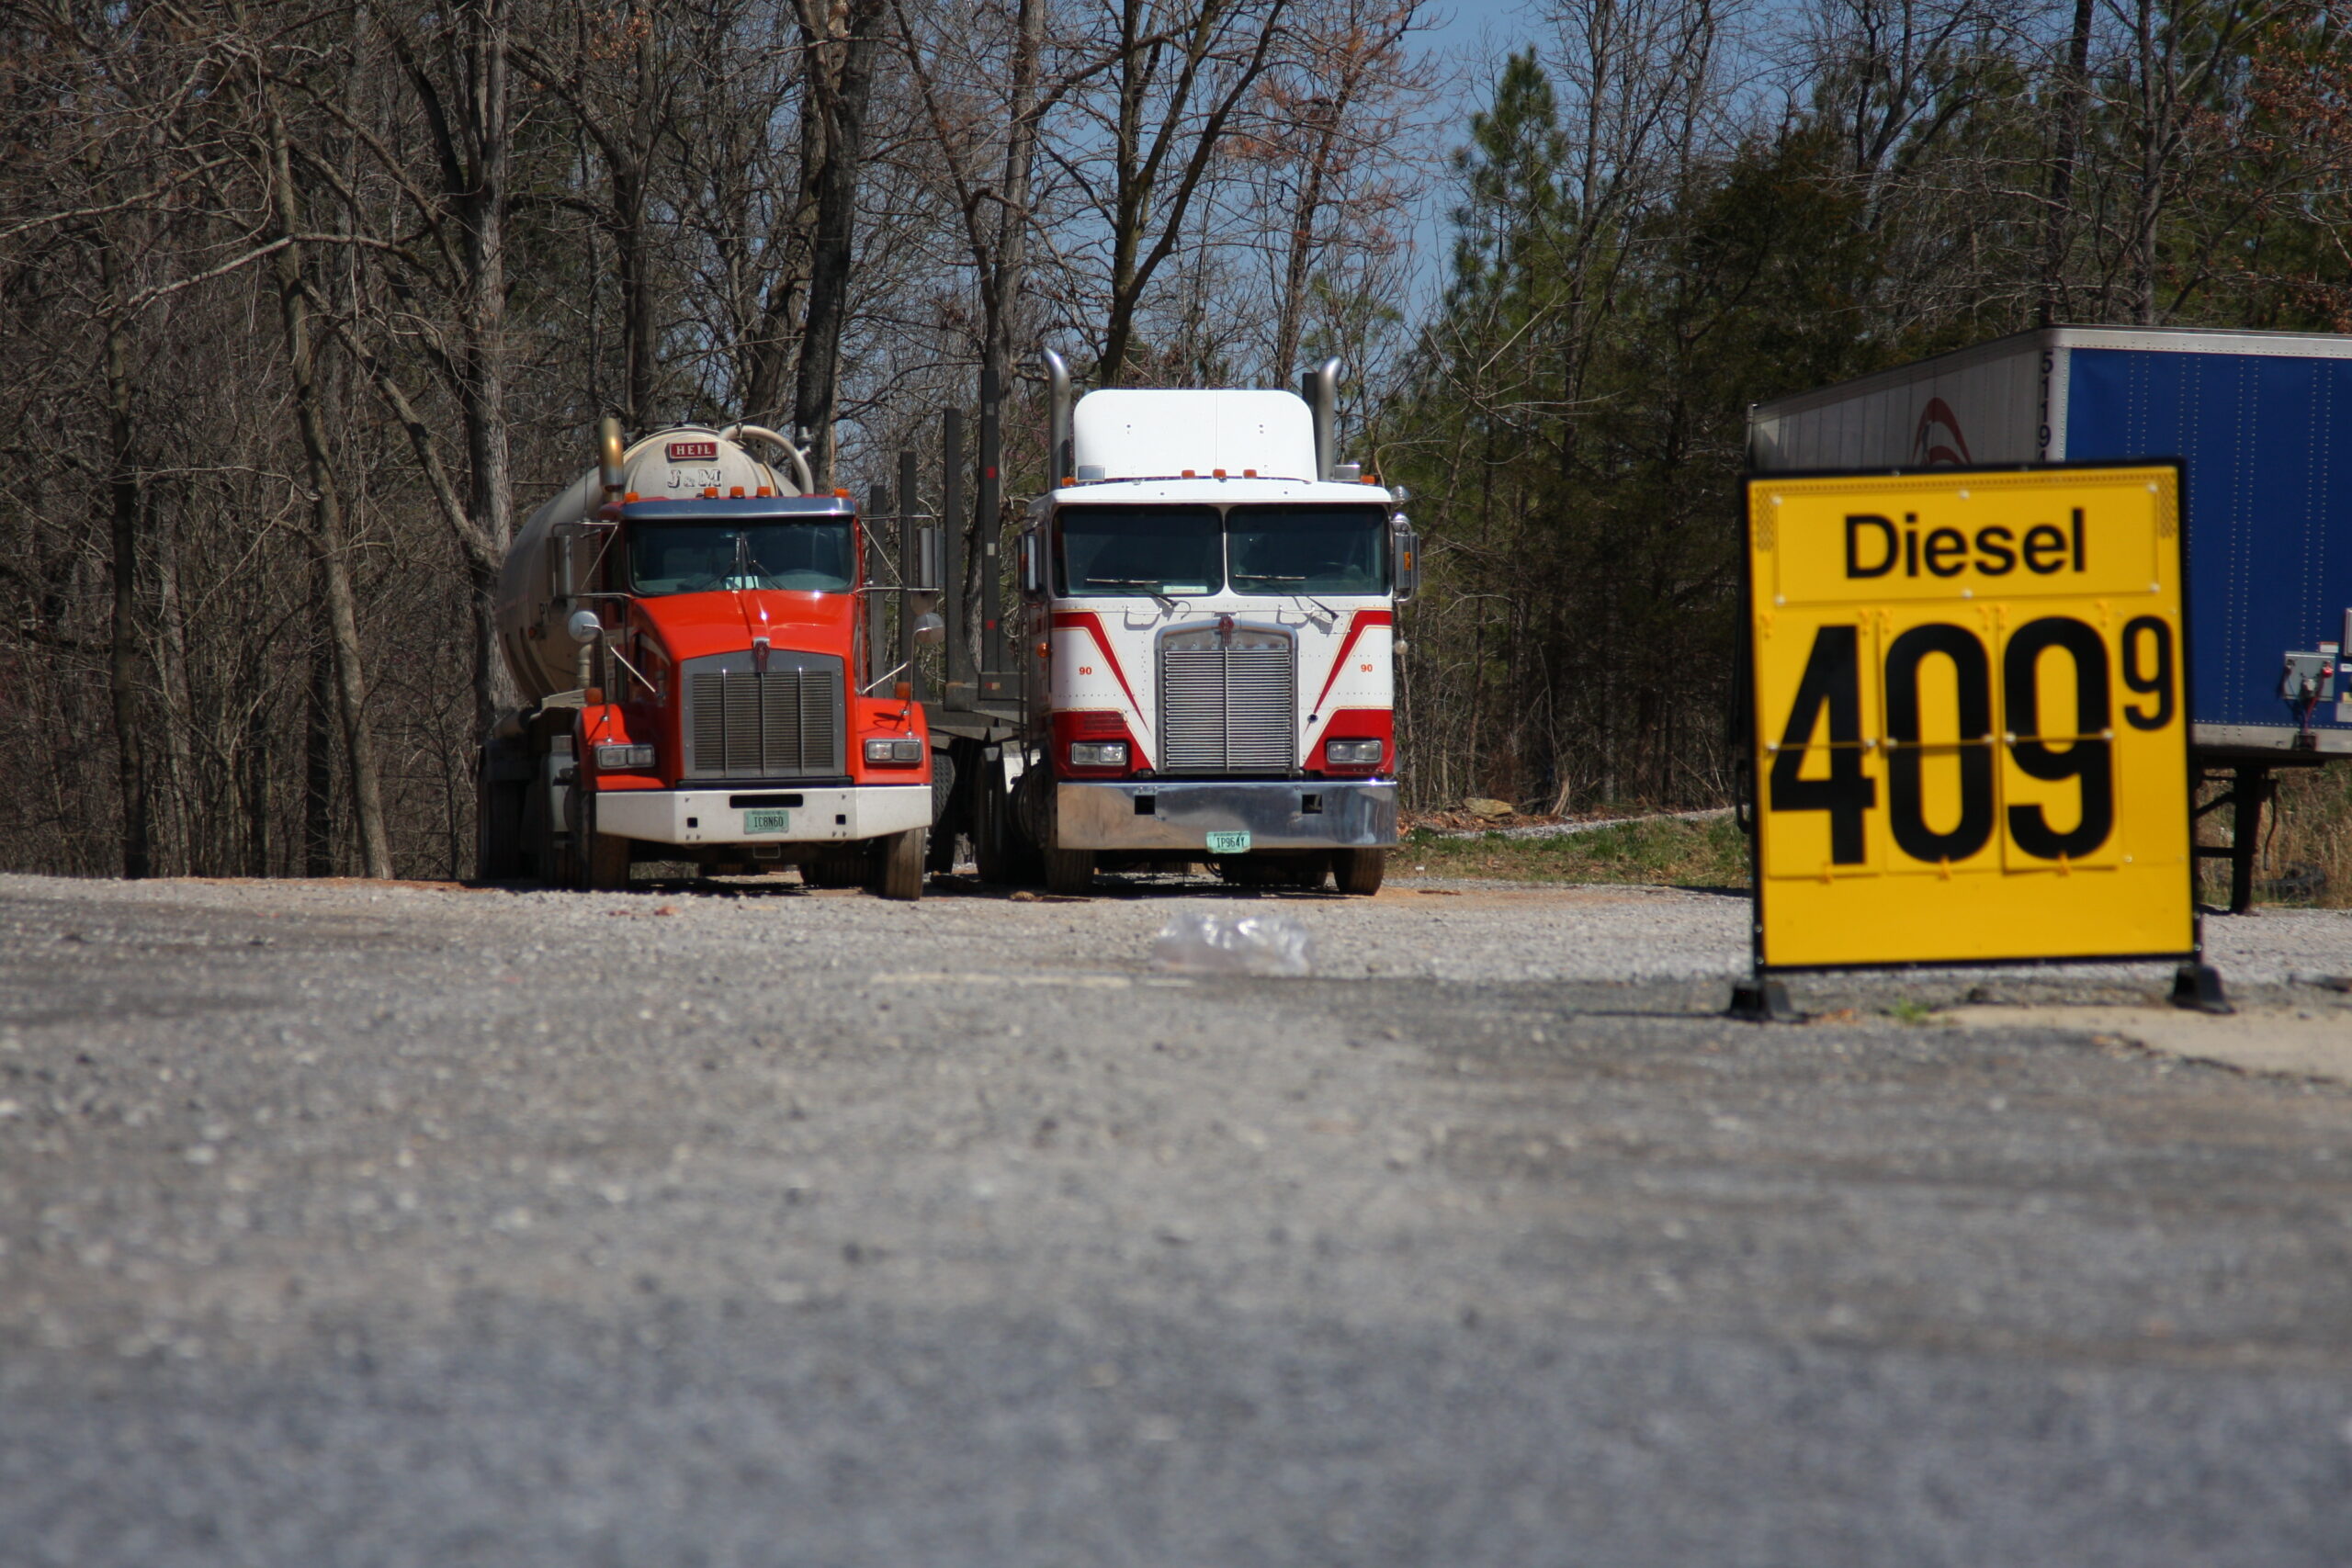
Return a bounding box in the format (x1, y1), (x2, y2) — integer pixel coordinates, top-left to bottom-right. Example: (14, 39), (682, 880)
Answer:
(1766, 614), (2176, 867)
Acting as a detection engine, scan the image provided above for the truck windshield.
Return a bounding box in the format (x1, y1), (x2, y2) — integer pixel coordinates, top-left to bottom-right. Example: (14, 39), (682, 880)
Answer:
(628, 519), (855, 595)
(1056, 505), (1224, 597)
(1227, 504), (1388, 593)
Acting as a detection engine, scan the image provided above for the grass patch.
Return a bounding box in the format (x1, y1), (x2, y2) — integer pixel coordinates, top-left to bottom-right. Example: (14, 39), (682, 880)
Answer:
(2233, 765), (2352, 908)
(1398, 814), (1750, 888)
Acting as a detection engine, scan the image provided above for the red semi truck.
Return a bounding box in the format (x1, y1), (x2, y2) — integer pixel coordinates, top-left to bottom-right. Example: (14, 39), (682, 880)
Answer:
(477, 419), (936, 897)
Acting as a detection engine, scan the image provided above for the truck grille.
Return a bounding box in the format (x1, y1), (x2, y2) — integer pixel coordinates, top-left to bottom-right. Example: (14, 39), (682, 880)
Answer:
(682, 656), (845, 779)
(1159, 625), (1295, 774)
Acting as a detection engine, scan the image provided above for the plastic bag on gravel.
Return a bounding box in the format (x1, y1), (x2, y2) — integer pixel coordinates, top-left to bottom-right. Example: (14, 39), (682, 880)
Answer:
(1151, 910), (1316, 976)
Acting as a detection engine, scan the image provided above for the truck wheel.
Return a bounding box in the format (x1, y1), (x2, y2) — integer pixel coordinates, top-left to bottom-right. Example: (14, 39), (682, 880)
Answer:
(873, 828), (926, 901)
(975, 755), (1039, 885)
(1042, 845), (1094, 896)
(581, 799), (631, 891)
(582, 833), (631, 890)
(1333, 848), (1385, 896)
(925, 750), (962, 874)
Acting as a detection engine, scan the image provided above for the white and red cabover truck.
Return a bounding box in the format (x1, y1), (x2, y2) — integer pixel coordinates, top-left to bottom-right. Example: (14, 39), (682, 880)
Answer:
(477, 420), (937, 898)
(945, 357), (1418, 894)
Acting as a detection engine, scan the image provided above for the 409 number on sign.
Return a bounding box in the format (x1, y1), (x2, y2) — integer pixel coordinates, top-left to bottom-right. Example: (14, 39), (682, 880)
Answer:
(1761, 611), (2179, 878)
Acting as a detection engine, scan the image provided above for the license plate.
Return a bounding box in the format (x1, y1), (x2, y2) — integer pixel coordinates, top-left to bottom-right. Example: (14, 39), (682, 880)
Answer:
(743, 808), (792, 834)
(1204, 830), (1252, 855)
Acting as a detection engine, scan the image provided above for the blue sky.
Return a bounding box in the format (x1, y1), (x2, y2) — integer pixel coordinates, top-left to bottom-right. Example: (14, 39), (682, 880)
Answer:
(1396, 0), (1542, 310)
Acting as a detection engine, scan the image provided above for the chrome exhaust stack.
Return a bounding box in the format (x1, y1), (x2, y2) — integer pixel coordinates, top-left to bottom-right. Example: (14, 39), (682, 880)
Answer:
(1303, 356), (1341, 480)
(1042, 349), (1075, 485)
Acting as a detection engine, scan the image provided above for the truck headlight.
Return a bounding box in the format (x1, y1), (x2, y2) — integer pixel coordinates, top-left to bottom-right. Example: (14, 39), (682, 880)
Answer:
(1324, 739), (1383, 767)
(595, 743), (655, 770)
(864, 738), (924, 765)
(1069, 740), (1129, 768)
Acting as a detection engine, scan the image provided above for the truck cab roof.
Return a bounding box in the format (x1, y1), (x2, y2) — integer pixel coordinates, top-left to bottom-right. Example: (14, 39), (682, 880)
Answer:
(621, 496), (855, 521)
(1035, 477), (1393, 512)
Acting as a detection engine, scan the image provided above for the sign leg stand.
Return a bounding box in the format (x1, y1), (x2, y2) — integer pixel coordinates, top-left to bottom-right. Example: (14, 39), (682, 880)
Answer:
(2170, 963), (2232, 1015)
(1726, 973), (1800, 1023)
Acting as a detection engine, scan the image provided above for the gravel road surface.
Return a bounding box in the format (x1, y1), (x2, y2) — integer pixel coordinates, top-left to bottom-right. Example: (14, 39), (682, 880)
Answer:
(4, 870), (2351, 1566)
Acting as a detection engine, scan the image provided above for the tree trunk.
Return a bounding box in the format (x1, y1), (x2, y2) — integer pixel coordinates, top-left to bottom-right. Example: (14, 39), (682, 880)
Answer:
(1098, 0), (1153, 386)
(746, 6), (835, 433)
(2036, 0), (2095, 327)
(981, 0), (1047, 410)
(794, 0), (887, 487)
(2132, 0), (2165, 325)
(621, 18), (660, 429)
(244, 689), (273, 879)
(616, 160), (658, 431)
(459, 1), (518, 740)
(263, 78), (393, 878)
(153, 507), (199, 870)
(1272, 102), (1341, 379)
(97, 238), (150, 881)
(304, 604), (334, 877)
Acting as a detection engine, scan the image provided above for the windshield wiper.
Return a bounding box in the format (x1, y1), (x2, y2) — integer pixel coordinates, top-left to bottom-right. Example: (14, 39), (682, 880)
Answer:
(1235, 574), (1340, 617)
(1086, 577), (1184, 611)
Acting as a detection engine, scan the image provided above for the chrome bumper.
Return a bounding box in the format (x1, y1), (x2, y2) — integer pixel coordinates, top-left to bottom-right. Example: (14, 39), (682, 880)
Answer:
(1055, 780), (1396, 852)
(594, 784), (930, 846)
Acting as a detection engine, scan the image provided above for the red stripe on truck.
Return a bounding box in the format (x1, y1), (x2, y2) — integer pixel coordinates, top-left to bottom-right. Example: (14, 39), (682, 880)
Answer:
(1310, 609), (1394, 716)
(1049, 611), (1146, 716)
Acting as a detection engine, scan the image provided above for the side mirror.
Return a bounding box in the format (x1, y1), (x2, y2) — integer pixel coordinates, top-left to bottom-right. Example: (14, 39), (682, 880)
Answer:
(1018, 531), (1046, 597)
(566, 608), (604, 644)
(1390, 520), (1420, 604)
(913, 612), (945, 647)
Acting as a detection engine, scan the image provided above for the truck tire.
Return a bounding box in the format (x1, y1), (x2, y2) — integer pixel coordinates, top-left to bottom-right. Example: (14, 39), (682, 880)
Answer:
(579, 795), (630, 890)
(583, 831), (631, 890)
(1333, 848), (1385, 896)
(974, 755), (1040, 886)
(1042, 845), (1094, 896)
(873, 828), (926, 901)
(924, 750), (962, 874)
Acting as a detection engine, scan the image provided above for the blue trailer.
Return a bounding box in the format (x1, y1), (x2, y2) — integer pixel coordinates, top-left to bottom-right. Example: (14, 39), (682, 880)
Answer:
(1748, 326), (2352, 908)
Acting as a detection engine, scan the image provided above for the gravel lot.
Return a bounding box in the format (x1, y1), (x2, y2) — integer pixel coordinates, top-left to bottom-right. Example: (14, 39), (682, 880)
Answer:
(3, 869), (2351, 1566)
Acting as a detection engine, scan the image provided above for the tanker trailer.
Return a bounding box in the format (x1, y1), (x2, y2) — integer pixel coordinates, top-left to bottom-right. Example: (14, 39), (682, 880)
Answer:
(477, 419), (934, 898)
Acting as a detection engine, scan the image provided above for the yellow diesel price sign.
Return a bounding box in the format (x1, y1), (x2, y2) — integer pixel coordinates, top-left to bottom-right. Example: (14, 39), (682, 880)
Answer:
(1745, 465), (2193, 969)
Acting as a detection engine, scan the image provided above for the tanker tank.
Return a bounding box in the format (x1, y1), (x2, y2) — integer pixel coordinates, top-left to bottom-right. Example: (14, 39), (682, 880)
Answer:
(493, 424), (812, 705)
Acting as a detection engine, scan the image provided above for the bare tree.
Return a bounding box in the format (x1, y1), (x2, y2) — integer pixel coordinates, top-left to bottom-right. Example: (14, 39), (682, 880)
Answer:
(1076, 0), (1293, 383)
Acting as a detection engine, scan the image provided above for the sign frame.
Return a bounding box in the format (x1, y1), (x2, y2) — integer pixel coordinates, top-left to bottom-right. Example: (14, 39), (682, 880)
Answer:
(1735, 458), (2216, 1003)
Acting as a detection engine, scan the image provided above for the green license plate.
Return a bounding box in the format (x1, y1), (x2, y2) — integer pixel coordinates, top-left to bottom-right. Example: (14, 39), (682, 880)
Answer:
(1205, 830), (1252, 855)
(743, 808), (792, 834)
